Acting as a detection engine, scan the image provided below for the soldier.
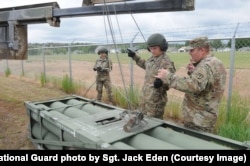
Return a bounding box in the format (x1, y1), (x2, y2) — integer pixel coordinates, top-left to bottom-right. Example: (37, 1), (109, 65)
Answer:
(93, 46), (113, 104)
(155, 36), (227, 133)
(127, 33), (176, 119)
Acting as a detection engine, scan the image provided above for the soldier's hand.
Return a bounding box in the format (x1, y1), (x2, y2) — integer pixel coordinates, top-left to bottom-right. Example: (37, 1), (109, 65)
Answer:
(155, 68), (169, 80)
(127, 47), (138, 57)
(187, 63), (195, 71)
(154, 78), (163, 88)
(93, 68), (97, 71)
(97, 67), (102, 72)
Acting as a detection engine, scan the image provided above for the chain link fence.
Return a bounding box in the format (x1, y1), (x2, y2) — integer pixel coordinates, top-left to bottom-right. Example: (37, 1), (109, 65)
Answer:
(1, 22), (250, 112)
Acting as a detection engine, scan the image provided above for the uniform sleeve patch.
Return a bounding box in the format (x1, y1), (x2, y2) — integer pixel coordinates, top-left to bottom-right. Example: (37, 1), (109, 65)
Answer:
(196, 73), (204, 79)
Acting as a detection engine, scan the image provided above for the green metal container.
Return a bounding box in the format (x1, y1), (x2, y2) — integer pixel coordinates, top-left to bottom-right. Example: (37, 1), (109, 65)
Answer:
(24, 95), (250, 150)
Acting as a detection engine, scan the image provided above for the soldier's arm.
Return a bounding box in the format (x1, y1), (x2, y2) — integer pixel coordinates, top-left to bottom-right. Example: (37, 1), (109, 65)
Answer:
(93, 59), (98, 71)
(168, 61), (176, 73)
(132, 54), (146, 69)
(161, 60), (176, 90)
(102, 60), (112, 72)
(163, 66), (210, 94)
(161, 62), (176, 73)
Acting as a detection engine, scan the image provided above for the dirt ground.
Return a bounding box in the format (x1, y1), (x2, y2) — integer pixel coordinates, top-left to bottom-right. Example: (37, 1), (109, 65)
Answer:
(0, 75), (67, 149)
(2, 59), (250, 98)
(0, 60), (249, 149)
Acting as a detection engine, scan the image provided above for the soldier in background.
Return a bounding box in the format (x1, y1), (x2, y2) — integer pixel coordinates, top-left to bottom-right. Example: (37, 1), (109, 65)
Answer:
(127, 33), (176, 119)
(155, 36), (227, 133)
(93, 46), (113, 104)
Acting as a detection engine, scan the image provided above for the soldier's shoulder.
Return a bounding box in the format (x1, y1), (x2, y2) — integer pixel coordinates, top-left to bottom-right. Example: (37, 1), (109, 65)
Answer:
(161, 55), (174, 66)
(147, 56), (154, 60)
(204, 56), (224, 67)
(201, 56), (226, 76)
(159, 54), (170, 61)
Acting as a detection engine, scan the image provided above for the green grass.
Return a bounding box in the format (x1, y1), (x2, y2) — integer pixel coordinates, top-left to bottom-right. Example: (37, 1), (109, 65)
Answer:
(212, 51), (250, 69)
(163, 92), (250, 142)
(216, 92), (250, 142)
(169, 51), (250, 69)
(168, 53), (190, 69)
(218, 123), (250, 142)
(112, 85), (140, 109)
(50, 76), (62, 89)
(34, 74), (83, 94)
(164, 95), (183, 121)
(5, 67), (11, 77)
(28, 51), (250, 69)
(40, 72), (46, 87)
(61, 74), (75, 94)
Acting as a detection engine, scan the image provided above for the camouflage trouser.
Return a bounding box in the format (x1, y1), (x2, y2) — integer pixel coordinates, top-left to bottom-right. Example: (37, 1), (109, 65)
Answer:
(183, 109), (217, 133)
(96, 79), (113, 102)
(140, 102), (166, 120)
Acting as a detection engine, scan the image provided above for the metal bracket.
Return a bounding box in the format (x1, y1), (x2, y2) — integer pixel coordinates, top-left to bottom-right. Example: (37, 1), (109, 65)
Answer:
(0, 23), (27, 59)
(0, 2), (60, 59)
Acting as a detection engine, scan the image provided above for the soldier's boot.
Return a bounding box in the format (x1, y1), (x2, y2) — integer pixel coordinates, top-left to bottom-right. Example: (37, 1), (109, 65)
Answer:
(108, 95), (114, 105)
(96, 92), (102, 102)
(108, 100), (113, 105)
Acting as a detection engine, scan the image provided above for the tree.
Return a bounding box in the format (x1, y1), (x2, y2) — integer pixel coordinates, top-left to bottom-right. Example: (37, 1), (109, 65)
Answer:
(54, 47), (67, 55)
(211, 40), (223, 50)
(227, 38), (250, 50)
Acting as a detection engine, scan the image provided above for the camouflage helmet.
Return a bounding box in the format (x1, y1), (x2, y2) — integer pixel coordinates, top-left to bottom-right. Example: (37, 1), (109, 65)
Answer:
(97, 46), (108, 55)
(147, 33), (168, 51)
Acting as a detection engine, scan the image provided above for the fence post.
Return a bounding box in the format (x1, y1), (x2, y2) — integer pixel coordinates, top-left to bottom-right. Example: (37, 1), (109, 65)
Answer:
(42, 44), (46, 82)
(21, 60), (24, 76)
(227, 23), (239, 121)
(6, 59), (9, 70)
(68, 45), (72, 82)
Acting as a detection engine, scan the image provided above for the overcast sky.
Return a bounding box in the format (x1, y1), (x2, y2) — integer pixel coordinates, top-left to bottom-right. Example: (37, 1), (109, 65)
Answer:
(1, 0), (250, 43)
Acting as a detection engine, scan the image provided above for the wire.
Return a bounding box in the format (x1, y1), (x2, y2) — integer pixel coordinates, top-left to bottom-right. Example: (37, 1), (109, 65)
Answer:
(121, 1), (147, 43)
(84, 80), (96, 97)
(112, 4), (127, 52)
(102, 5), (109, 46)
(102, 4), (112, 72)
(103, 0), (133, 110)
(130, 13), (147, 43)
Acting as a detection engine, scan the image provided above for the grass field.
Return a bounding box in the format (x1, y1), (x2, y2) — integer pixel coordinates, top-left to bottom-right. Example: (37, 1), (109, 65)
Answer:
(27, 51), (250, 69)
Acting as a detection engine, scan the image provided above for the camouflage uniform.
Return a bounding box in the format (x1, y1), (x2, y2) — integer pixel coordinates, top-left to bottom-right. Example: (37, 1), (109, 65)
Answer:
(94, 57), (113, 103)
(132, 53), (176, 119)
(162, 37), (227, 133)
